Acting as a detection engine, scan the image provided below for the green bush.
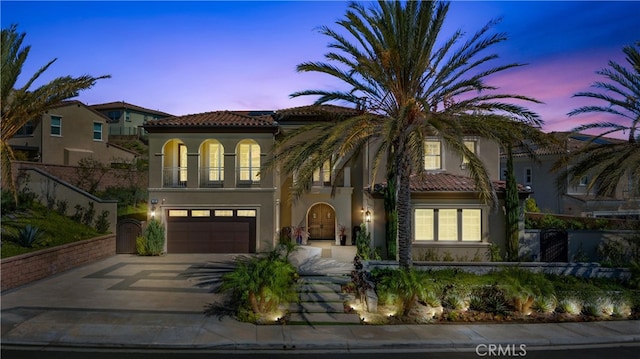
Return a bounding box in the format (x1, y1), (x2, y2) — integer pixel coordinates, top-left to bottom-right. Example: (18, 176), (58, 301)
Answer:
(217, 247), (299, 322)
(374, 268), (434, 317)
(496, 268), (555, 313)
(356, 223), (379, 260)
(136, 219), (165, 256)
(94, 210), (110, 233)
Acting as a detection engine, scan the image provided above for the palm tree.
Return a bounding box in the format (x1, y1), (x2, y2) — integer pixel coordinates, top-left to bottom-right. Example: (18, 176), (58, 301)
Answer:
(559, 42), (640, 198)
(270, 1), (541, 268)
(1, 24), (110, 202)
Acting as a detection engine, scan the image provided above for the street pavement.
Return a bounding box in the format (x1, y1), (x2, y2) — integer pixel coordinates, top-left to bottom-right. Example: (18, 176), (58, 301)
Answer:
(1, 254), (639, 354)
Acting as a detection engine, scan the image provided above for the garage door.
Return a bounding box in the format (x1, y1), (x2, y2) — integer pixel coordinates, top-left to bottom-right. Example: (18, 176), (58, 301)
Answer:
(166, 209), (256, 253)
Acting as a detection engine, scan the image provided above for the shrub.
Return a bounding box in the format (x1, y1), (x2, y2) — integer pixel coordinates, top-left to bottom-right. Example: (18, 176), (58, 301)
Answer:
(5, 225), (46, 248)
(356, 223), (378, 260)
(82, 202), (96, 226)
(138, 219), (165, 256)
(469, 285), (510, 315)
(375, 268), (434, 317)
(217, 247), (298, 322)
(525, 198), (540, 213)
(497, 268), (555, 314)
(55, 200), (68, 216)
(94, 210), (110, 233)
(135, 236), (147, 255)
(597, 234), (640, 267)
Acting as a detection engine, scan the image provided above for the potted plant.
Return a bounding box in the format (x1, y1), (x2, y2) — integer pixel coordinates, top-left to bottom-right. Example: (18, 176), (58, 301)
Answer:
(339, 224), (347, 246)
(291, 225), (310, 245)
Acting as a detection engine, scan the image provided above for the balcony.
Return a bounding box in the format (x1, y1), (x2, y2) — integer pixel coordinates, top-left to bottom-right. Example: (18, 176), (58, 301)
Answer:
(163, 167), (187, 188)
(200, 167), (223, 188)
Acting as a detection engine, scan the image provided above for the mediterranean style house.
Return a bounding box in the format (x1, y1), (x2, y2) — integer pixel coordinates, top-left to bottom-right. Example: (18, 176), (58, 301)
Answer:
(502, 132), (639, 219)
(8, 100), (138, 166)
(90, 101), (173, 137)
(144, 105), (528, 259)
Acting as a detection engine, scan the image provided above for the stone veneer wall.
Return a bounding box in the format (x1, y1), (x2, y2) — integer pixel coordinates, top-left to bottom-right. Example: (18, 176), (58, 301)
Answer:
(1, 234), (115, 292)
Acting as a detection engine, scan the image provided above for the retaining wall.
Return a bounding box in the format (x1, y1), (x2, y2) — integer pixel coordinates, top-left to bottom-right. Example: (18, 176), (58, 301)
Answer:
(1, 234), (115, 291)
(365, 260), (630, 280)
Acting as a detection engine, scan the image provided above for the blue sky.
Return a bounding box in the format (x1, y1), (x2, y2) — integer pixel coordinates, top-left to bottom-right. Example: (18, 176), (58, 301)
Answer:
(2, 1), (639, 133)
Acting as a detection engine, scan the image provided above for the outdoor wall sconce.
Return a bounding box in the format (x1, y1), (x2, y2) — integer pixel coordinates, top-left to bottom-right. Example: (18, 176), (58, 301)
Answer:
(365, 210), (372, 222)
(150, 198), (158, 218)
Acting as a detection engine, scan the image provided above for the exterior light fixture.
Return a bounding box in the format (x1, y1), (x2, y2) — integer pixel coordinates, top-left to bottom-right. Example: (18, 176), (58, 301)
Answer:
(150, 199), (158, 218)
(365, 210), (372, 222)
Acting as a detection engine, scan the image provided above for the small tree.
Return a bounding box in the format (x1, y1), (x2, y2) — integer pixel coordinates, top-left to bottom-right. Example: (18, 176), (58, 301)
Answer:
(137, 219), (165, 256)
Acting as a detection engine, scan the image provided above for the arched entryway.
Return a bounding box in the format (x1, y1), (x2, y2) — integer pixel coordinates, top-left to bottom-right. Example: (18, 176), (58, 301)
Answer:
(307, 203), (336, 240)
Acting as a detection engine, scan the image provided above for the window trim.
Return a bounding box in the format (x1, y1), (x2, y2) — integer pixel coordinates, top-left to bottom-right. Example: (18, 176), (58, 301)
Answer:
(524, 167), (532, 185)
(414, 207), (483, 242)
(50, 115), (62, 136)
(237, 140), (261, 184)
(424, 139), (442, 170)
(93, 122), (103, 141)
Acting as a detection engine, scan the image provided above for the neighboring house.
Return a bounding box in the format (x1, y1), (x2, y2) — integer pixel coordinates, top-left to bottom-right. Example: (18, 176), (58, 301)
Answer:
(501, 132), (639, 219)
(144, 105), (528, 258)
(90, 101), (173, 137)
(8, 100), (138, 166)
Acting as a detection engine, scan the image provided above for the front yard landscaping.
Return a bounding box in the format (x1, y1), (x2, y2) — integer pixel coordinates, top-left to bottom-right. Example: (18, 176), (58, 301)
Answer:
(1, 199), (105, 259)
(344, 265), (640, 325)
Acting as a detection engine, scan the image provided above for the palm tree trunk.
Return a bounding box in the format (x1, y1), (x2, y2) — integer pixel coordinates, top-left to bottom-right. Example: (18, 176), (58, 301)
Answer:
(505, 145), (519, 261)
(396, 152), (413, 268)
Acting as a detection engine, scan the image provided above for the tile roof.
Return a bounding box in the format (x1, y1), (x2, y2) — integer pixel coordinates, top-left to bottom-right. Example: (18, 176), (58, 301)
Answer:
(371, 172), (529, 194)
(276, 104), (362, 120)
(508, 132), (624, 158)
(143, 111), (276, 128)
(90, 101), (173, 117)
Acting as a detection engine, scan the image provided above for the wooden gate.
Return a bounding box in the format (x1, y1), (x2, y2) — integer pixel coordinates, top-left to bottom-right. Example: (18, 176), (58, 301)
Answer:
(116, 218), (142, 254)
(540, 229), (568, 262)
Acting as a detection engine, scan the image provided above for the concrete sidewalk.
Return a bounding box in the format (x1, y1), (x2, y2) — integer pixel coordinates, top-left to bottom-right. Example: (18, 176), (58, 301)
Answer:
(2, 255), (639, 352)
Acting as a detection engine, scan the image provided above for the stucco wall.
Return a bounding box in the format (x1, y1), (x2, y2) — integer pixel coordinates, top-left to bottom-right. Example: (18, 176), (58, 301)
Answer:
(19, 167), (118, 233)
(1, 234), (115, 291)
(522, 229), (635, 262)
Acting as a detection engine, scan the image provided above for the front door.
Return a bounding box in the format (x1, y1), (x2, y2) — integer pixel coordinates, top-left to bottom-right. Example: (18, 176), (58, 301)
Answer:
(307, 203), (335, 240)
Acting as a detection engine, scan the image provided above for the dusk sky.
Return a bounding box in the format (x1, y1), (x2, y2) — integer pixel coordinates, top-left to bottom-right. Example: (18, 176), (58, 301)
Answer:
(2, 1), (639, 134)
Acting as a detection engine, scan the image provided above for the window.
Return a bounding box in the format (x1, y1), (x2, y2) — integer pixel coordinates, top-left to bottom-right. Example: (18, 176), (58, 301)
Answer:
(179, 144), (188, 183)
(462, 209), (481, 241)
(191, 210), (211, 217)
(414, 208), (482, 242)
(313, 159), (332, 185)
(238, 140), (260, 183)
(215, 210), (233, 217)
(237, 209), (256, 217)
(107, 111), (121, 122)
(16, 121), (35, 136)
(125, 111), (131, 122)
(50, 116), (62, 136)
(424, 140), (441, 170)
(168, 210), (188, 217)
(438, 209), (458, 241)
(579, 175), (588, 186)
(462, 140), (476, 164)
(415, 209), (434, 241)
(93, 122), (103, 140)
(207, 141), (224, 182)
(524, 168), (532, 185)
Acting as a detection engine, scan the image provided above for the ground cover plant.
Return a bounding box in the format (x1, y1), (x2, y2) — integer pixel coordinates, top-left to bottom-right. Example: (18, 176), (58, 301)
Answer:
(350, 267), (639, 324)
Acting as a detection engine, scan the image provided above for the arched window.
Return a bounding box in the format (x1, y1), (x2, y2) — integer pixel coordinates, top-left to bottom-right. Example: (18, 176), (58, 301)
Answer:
(200, 140), (224, 187)
(162, 139), (187, 188)
(237, 139), (260, 184)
